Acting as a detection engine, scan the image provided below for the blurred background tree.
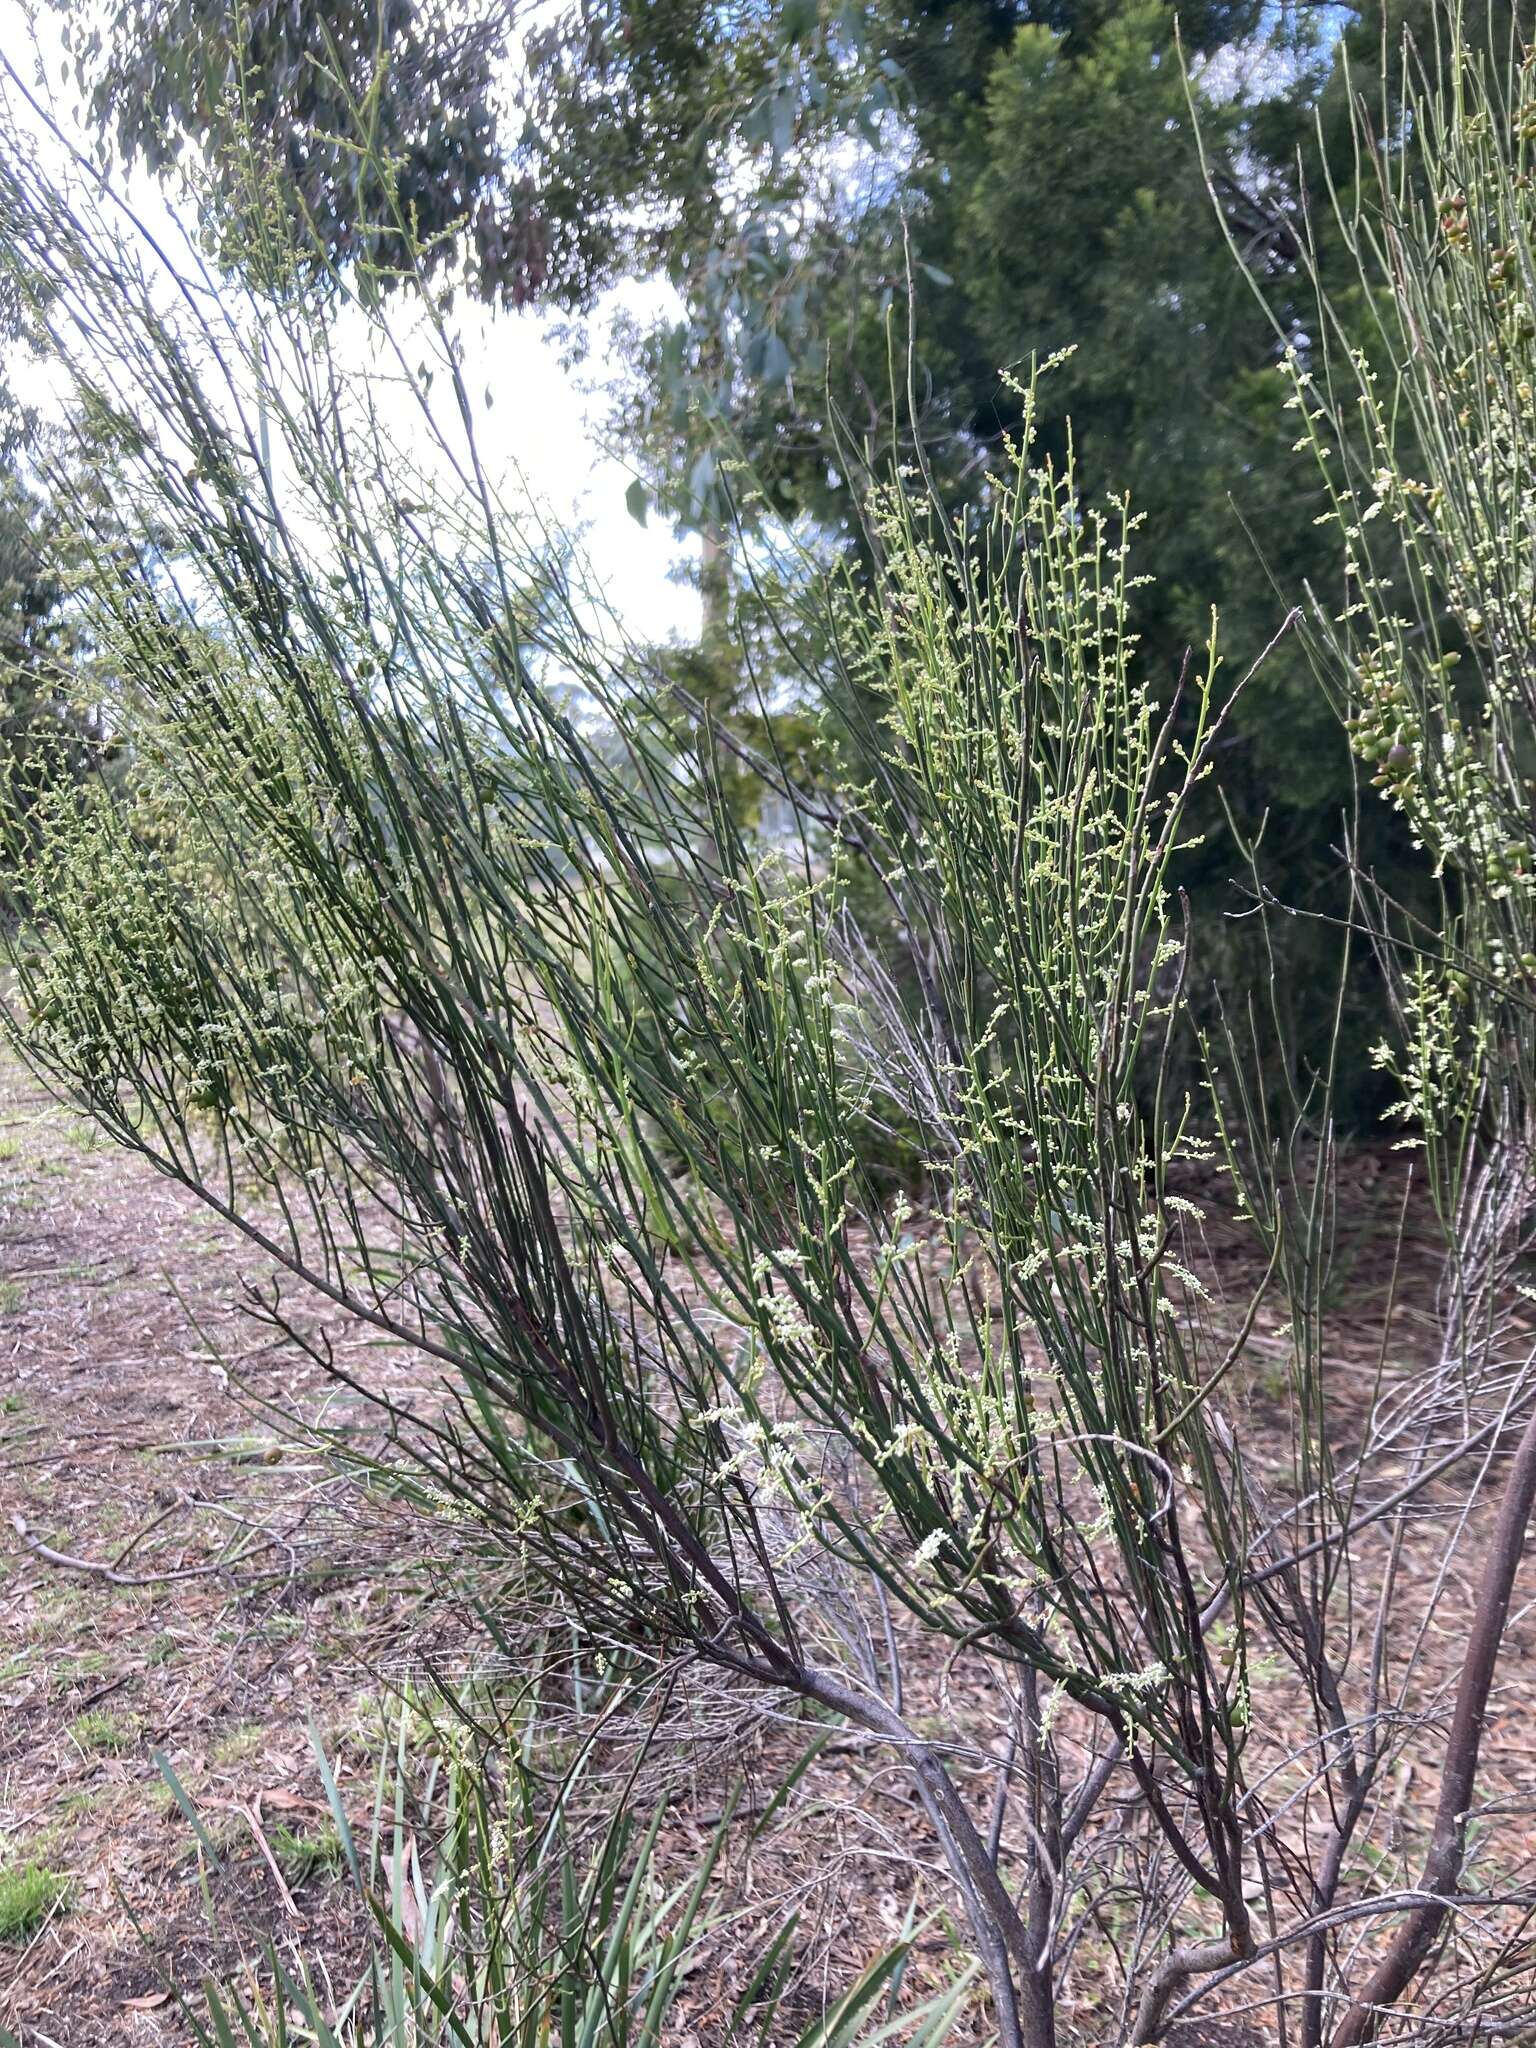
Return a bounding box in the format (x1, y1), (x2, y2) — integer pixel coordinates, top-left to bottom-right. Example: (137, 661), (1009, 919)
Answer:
(0, 288), (113, 858)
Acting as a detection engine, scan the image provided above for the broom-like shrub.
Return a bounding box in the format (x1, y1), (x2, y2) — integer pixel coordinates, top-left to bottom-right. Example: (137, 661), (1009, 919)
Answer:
(5, 12), (1536, 2036)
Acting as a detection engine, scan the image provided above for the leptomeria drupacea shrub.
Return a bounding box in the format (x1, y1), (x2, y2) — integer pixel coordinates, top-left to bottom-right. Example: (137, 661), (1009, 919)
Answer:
(1250, 12), (1536, 2047)
(3, 21), (1536, 2042)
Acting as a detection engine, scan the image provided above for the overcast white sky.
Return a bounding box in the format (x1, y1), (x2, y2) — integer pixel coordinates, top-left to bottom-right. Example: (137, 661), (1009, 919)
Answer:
(0, 0), (701, 645)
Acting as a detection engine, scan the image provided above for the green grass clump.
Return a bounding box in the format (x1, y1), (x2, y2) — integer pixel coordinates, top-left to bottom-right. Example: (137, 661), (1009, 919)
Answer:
(54, 1651), (109, 1693)
(56, 1787), (112, 1821)
(0, 1282), (26, 1315)
(0, 1862), (69, 1938)
(70, 1707), (134, 1754)
(271, 1822), (343, 1888)
(27, 1592), (83, 1641)
(211, 1721), (264, 1767)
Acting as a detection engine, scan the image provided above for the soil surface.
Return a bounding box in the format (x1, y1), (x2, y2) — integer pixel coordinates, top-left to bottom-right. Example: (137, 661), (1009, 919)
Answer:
(0, 1055), (431, 2043)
